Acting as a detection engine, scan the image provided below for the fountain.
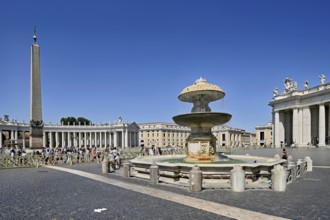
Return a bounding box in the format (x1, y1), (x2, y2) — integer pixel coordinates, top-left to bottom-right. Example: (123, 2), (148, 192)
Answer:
(173, 77), (231, 162)
(130, 78), (287, 189)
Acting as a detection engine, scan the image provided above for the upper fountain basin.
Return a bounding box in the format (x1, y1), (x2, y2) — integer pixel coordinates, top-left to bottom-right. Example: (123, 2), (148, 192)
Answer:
(173, 112), (232, 128)
(179, 78), (225, 103)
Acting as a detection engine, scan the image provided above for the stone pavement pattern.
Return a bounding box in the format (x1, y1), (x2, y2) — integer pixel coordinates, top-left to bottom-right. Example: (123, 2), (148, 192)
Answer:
(1, 148), (330, 219)
(0, 167), (230, 220)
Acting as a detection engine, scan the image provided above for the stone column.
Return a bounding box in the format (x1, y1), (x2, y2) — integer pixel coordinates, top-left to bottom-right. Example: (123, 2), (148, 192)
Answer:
(114, 132), (117, 147)
(129, 132), (132, 147)
(124, 130), (127, 148)
(95, 132), (98, 147)
(55, 132), (59, 148)
(79, 132), (82, 148)
(302, 107), (311, 146)
(319, 104), (326, 147)
(109, 132), (112, 147)
(274, 111), (281, 148)
(292, 108), (299, 146)
(238, 134), (242, 147)
(328, 106), (330, 145)
(298, 108), (303, 146)
(134, 132), (137, 147)
(99, 132), (102, 147)
(84, 132), (87, 148)
(62, 132), (65, 147)
(10, 130), (14, 141)
(68, 132), (71, 147)
(104, 132), (107, 147)
(0, 129), (2, 149)
(279, 111), (285, 146)
(49, 132), (54, 149)
(73, 132), (77, 147)
(89, 132), (92, 147)
(14, 130), (18, 141)
(43, 132), (46, 147)
(22, 131), (26, 149)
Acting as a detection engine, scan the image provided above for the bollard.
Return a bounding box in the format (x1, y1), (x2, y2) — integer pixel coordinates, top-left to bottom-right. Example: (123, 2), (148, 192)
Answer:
(271, 165), (287, 192)
(297, 159), (304, 176)
(109, 159), (116, 173)
(189, 165), (202, 192)
(230, 165), (245, 192)
(123, 161), (130, 178)
(274, 154), (281, 159)
(287, 162), (297, 182)
(102, 157), (109, 174)
(304, 156), (313, 172)
(150, 162), (159, 184)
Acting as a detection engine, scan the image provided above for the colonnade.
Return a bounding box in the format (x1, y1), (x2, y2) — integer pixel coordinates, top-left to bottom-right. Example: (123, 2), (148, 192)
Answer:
(274, 104), (330, 147)
(0, 122), (140, 149)
(0, 129), (28, 149)
(43, 130), (139, 149)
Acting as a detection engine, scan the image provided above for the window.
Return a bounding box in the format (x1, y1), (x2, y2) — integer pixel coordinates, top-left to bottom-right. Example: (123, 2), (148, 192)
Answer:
(222, 134), (226, 141)
(260, 132), (265, 141)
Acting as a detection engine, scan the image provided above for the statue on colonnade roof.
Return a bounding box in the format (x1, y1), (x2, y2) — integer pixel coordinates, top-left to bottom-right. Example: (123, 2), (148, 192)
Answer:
(284, 77), (297, 93)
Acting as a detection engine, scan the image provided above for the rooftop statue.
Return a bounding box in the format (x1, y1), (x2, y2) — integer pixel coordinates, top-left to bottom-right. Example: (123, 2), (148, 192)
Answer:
(273, 88), (278, 98)
(284, 77), (297, 93)
(319, 74), (325, 85)
(304, 81), (309, 89)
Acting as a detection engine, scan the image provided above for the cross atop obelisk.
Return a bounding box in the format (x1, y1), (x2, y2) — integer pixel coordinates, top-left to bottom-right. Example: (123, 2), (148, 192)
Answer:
(29, 28), (44, 149)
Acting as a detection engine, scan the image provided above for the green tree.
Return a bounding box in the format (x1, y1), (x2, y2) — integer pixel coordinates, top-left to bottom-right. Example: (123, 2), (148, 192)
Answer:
(60, 116), (91, 125)
(77, 117), (91, 125)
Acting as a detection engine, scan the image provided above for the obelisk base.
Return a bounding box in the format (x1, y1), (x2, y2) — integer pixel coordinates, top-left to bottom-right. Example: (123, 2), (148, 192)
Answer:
(29, 136), (44, 149)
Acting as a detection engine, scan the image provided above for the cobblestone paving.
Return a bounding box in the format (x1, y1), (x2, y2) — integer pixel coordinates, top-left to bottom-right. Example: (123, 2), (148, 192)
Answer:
(0, 167), (231, 220)
(1, 148), (329, 219)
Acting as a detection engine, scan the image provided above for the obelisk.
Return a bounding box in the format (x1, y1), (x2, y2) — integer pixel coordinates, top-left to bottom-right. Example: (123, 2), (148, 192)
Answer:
(29, 29), (44, 149)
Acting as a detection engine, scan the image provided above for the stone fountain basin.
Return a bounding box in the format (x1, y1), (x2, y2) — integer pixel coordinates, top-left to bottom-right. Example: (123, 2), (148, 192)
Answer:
(130, 154), (287, 189)
(172, 112), (232, 128)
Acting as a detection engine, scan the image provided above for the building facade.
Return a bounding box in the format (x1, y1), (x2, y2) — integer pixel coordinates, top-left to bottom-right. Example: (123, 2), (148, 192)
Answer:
(138, 122), (190, 148)
(0, 117), (139, 149)
(255, 121), (272, 147)
(138, 122), (256, 149)
(269, 76), (330, 148)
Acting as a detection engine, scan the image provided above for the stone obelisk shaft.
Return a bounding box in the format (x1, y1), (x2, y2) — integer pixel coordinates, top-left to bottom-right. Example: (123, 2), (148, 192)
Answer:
(29, 34), (44, 149)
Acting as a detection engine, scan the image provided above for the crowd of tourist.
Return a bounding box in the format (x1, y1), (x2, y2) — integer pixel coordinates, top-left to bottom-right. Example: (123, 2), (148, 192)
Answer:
(0, 145), (122, 166)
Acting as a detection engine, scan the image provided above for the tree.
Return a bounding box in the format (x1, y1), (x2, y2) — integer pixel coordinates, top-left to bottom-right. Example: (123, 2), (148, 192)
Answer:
(77, 117), (91, 125)
(60, 116), (91, 125)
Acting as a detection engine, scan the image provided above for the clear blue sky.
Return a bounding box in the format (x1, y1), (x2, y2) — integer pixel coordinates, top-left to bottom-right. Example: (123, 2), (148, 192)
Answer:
(1, 0), (330, 132)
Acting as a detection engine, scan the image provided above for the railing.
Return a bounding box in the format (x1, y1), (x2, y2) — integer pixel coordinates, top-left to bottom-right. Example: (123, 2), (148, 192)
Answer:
(0, 147), (187, 169)
(0, 155), (39, 169)
(0, 154), (102, 169)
